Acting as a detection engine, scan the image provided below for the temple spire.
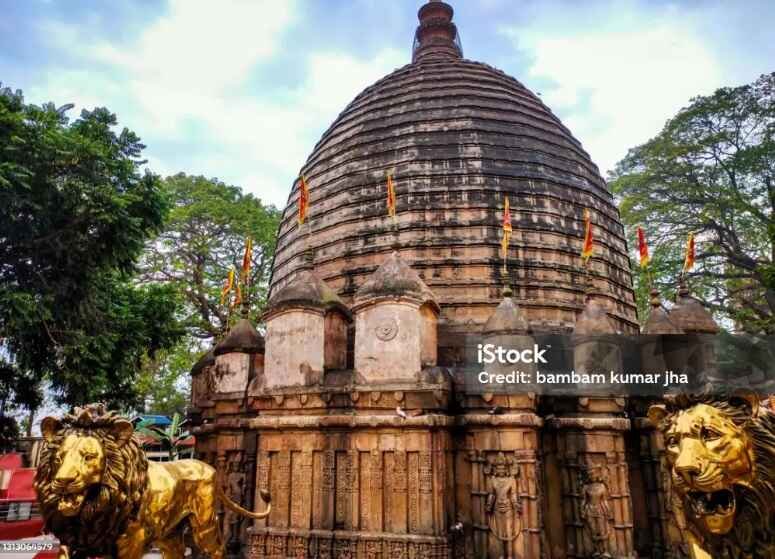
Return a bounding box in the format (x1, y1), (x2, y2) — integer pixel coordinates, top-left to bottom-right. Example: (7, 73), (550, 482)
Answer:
(412, 0), (462, 63)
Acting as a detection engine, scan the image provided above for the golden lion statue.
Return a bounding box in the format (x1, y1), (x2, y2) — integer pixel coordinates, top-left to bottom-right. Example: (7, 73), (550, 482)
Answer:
(34, 404), (271, 559)
(649, 391), (775, 559)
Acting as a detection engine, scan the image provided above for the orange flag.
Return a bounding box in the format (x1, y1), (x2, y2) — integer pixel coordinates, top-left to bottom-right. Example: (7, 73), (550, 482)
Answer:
(581, 209), (594, 264)
(386, 172), (397, 222)
(683, 232), (695, 273)
(637, 226), (650, 268)
(501, 196), (512, 259)
(220, 268), (235, 306)
(241, 237), (252, 279)
(298, 175), (309, 225)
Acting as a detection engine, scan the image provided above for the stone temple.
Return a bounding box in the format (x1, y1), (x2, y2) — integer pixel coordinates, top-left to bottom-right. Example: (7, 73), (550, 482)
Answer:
(188, 2), (720, 557)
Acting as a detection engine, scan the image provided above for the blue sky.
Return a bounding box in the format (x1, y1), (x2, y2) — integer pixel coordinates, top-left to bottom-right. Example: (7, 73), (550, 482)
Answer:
(2, 0), (773, 209)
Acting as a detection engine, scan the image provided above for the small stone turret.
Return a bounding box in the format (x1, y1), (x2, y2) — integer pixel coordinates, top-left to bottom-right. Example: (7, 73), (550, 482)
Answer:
(573, 292), (621, 380)
(642, 289), (683, 335)
(640, 289), (683, 376)
(668, 281), (719, 383)
(353, 251), (439, 382)
(213, 317), (265, 395)
(574, 294), (618, 336)
(482, 286), (537, 383)
(669, 281), (719, 334)
(261, 253), (351, 389)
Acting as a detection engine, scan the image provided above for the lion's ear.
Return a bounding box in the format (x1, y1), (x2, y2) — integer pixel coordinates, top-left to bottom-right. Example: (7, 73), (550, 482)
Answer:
(647, 404), (668, 428)
(731, 389), (760, 420)
(40, 417), (61, 443)
(111, 419), (134, 446)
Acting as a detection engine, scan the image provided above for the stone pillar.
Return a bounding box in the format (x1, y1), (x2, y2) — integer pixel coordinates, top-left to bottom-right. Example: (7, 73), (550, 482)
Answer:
(455, 288), (544, 559)
(544, 294), (635, 559)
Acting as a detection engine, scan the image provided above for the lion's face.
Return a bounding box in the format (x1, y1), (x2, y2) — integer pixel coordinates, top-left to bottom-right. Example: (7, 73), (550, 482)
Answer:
(50, 434), (106, 516)
(650, 401), (756, 536)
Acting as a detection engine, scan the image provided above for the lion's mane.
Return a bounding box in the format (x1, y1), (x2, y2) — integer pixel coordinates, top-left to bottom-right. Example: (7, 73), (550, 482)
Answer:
(34, 405), (149, 557)
(662, 392), (775, 554)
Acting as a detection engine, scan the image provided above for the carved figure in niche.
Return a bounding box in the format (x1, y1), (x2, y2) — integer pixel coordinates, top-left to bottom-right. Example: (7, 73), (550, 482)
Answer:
(223, 454), (246, 550)
(484, 452), (522, 559)
(579, 466), (613, 559)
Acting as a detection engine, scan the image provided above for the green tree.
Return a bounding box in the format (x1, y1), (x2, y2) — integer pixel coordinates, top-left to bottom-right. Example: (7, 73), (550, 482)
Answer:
(0, 86), (183, 408)
(141, 174), (280, 339)
(610, 72), (775, 333)
(135, 340), (197, 417)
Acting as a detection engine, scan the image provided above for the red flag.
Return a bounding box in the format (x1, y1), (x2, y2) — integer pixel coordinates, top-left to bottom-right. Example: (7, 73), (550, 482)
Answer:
(298, 175), (309, 225)
(501, 196), (512, 259)
(581, 209), (594, 263)
(637, 226), (650, 268)
(386, 172), (397, 221)
(683, 232), (695, 273)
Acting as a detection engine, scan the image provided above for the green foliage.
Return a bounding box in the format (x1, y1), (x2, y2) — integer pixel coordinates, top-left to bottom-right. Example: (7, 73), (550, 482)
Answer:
(141, 173), (281, 339)
(135, 412), (190, 461)
(0, 416), (20, 452)
(610, 72), (775, 333)
(0, 86), (183, 408)
(135, 340), (197, 417)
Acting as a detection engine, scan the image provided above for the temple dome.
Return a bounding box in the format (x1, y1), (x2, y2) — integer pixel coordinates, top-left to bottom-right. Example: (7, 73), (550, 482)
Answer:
(268, 1), (638, 344)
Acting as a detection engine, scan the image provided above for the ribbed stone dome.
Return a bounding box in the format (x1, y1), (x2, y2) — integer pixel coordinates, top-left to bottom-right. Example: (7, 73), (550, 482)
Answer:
(268, 1), (638, 344)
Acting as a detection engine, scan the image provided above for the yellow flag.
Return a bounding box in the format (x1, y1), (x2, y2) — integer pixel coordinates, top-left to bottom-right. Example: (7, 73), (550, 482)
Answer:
(241, 237), (252, 280)
(683, 232), (695, 273)
(298, 175), (309, 225)
(581, 209), (594, 263)
(220, 268), (235, 306)
(387, 172), (397, 222)
(501, 196), (512, 259)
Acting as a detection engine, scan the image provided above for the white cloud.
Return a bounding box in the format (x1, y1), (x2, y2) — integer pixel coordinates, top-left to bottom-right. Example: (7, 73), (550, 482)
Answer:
(33, 0), (405, 207)
(500, 2), (725, 175)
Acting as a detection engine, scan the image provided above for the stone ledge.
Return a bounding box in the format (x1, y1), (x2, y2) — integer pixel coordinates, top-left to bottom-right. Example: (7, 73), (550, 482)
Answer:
(243, 413), (455, 430)
(546, 416), (631, 431)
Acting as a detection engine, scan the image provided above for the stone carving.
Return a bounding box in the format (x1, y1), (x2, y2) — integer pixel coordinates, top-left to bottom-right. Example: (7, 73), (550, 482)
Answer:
(484, 452), (523, 558)
(223, 453), (246, 549)
(579, 466), (613, 559)
(291, 535), (306, 559)
(375, 318), (399, 341)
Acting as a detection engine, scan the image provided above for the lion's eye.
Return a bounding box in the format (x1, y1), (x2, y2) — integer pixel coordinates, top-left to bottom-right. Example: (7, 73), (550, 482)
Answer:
(701, 427), (721, 442)
(666, 435), (679, 448)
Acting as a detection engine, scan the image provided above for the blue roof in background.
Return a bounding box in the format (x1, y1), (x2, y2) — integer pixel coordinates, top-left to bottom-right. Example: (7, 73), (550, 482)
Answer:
(138, 414), (171, 426)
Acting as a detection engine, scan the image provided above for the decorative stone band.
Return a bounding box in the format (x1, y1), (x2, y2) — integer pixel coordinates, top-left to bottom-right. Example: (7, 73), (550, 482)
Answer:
(546, 416), (631, 431)
(244, 414), (455, 430)
(247, 527), (451, 559)
(456, 413), (543, 428)
(196, 412), (543, 432)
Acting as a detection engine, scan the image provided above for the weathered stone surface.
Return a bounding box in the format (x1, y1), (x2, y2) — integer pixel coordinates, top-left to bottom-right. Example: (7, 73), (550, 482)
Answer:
(214, 318), (264, 356)
(187, 2), (697, 558)
(642, 289), (683, 335)
(264, 309), (326, 388)
(267, 2), (638, 336)
(669, 282), (719, 334)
